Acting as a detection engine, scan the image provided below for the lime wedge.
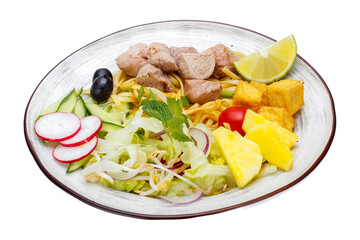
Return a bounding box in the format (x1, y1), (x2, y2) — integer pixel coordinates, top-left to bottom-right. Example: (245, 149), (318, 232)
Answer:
(234, 35), (297, 84)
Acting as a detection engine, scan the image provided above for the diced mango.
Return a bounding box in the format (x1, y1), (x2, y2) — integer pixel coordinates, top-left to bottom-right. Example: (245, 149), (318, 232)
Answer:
(245, 123), (293, 171)
(266, 79), (304, 115)
(242, 109), (298, 149)
(257, 106), (295, 131)
(213, 127), (263, 188)
(233, 80), (262, 112)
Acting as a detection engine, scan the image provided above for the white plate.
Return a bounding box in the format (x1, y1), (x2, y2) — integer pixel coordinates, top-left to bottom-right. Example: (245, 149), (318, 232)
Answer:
(24, 20), (336, 219)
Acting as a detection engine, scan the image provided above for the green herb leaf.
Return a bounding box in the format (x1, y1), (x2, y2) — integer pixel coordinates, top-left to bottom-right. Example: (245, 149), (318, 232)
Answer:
(135, 128), (145, 141)
(167, 97), (182, 117)
(137, 86), (144, 102)
(170, 130), (192, 142)
(142, 98), (191, 142)
(142, 100), (172, 125)
(180, 114), (190, 128)
(180, 96), (191, 108)
(167, 117), (191, 142)
(140, 97), (150, 106)
(148, 88), (157, 100)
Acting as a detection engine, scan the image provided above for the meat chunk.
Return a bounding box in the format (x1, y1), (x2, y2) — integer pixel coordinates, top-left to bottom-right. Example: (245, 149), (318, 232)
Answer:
(184, 79), (221, 104)
(148, 42), (178, 72)
(170, 46), (198, 61)
(176, 53), (215, 80)
(203, 44), (241, 77)
(115, 43), (149, 77)
(136, 64), (174, 92)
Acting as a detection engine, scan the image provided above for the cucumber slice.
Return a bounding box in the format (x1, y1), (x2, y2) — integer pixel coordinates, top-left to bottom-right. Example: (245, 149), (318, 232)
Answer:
(75, 87), (83, 96)
(103, 105), (112, 113)
(84, 102), (122, 125)
(73, 96), (88, 118)
(37, 91), (69, 119)
(109, 103), (131, 121)
(100, 121), (123, 133)
(57, 89), (77, 113)
(66, 154), (92, 173)
(37, 98), (63, 119)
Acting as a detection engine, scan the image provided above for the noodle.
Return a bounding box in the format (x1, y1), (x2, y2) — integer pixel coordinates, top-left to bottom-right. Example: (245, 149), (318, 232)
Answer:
(95, 68), (240, 129)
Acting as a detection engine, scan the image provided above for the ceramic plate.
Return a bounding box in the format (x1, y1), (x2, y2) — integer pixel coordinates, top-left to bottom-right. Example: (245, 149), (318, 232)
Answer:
(24, 20), (336, 219)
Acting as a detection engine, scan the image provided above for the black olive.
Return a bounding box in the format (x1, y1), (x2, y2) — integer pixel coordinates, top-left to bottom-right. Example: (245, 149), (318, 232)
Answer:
(90, 75), (113, 102)
(93, 68), (113, 82)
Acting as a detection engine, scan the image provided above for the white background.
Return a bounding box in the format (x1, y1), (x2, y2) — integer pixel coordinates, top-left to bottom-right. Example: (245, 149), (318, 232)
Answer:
(1, 0), (358, 239)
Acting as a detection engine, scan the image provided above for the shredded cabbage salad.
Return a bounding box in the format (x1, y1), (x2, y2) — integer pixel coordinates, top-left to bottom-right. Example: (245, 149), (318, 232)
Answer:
(82, 103), (236, 202)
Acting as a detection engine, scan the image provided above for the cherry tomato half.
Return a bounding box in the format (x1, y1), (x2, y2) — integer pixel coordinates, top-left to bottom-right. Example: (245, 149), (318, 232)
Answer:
(218, 107), (247, 136)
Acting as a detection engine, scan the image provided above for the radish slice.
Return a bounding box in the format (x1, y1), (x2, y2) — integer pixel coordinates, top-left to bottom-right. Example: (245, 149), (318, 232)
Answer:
(34, 112), (81, 142)
(158, 191), (204, 205)
(53, 137), (98, 163)
(60, 116), (102, 147)
(189, 128), (210, 155)
(101, 160), (145, 181)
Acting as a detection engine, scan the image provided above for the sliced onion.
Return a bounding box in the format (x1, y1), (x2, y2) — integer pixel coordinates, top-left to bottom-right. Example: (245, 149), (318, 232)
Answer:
(100, 160), (145, 181)
(189, 128), (210, 155)
(158, 191), (204, 205)
(98, 172), (114, 185)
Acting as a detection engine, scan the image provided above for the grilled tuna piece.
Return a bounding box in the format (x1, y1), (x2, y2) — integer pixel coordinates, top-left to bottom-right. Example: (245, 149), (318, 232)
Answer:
(136, 64), (174, 92)
(184, 79), (221, 104)
(148, 42), (178, 72)
(203, 44), (240, 77)
(176, 53), (215, 80)
(115, 43), (149, 77)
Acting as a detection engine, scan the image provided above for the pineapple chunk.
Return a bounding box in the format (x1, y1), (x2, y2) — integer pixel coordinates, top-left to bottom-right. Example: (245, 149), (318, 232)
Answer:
(266, 79), (304, 115)
(242, 109), (298, 148)
(233, 80), (262, 112)
(257, 106), (295, 131)
(213, 127), (263, 188)
(245, 123), (293, 171)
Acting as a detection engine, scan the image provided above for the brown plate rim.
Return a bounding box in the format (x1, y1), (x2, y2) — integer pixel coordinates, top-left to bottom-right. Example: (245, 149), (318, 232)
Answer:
(24, 20), (336, 219)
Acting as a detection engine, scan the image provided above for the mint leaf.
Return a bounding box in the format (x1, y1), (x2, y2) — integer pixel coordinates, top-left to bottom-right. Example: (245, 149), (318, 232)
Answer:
(180, 114), (190, 128)
(140, 97), (150, 106)
(167, 97), (182, 117)
(170, 130), (192, 142)
(142, 98), (191, 142)
(167, 117), (191, 142)
(148, 88), (157, 100)
(142, 100), (172, 125)
(180, 96), (190, 108)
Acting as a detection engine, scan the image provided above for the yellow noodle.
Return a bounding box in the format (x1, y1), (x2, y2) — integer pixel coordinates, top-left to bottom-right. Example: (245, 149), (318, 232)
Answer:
(119, 78), (136, 90)
(112, 70), (121, 94)
(110, 94), (121, 106)
(117, 92), (135, 97)
(112, 70), (238, 128)
(205, 119), (214, 127)
(169, 72), (185, 96)
(222, 86), (237, 92)
(199, 113), (211, 123)
(167, 74), (180, 88)
(193, 112), (203, 125)
(221, 67), (241, 80)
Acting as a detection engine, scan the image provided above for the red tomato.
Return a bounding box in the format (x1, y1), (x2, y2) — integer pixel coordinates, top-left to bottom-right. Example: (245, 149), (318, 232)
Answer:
(218, 107), (247, 136)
